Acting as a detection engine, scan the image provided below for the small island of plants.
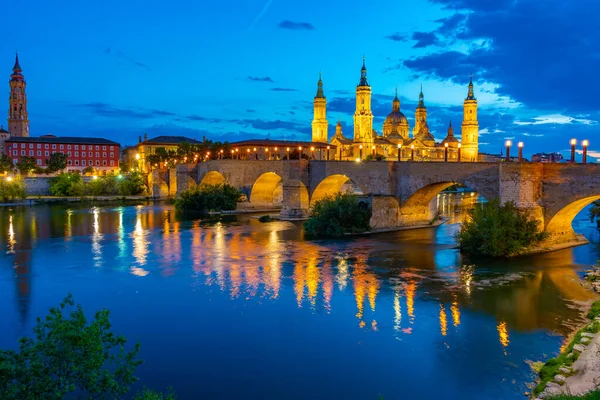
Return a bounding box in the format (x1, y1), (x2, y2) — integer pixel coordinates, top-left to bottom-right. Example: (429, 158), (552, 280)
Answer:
(174, 183), (242, 214)
(304, 193), (371, 237)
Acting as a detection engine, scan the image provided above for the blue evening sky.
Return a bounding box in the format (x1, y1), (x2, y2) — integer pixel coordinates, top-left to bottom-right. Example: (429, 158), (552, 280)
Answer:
(1, 0), (598, 160)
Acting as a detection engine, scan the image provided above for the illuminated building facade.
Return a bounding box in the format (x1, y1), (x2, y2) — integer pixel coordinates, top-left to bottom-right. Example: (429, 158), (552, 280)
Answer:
(8, 53), (29, 137)
(122, 134), (204, 173)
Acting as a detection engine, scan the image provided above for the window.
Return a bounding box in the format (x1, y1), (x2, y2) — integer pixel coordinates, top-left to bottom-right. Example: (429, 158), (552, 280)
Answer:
(110, 160), (114, 166)
(67, 160), (72, 165)
(37, 150), (41, 156)
(81, 145), (85, 150)
(21, 144), (25, 148)
(82, 152), (86, 157)
(75, 160), (79, 166)
(102, 146), (106, 150)
(13, 150), (17, 156)
(103, 152), (107, 157)
(60, 144), (64, 149)
(13, 159), (17, 164)
(102, 160), (107, 166)
(36, 159), (42, 165)
(110, 152), (114, 158)
(75, 145), (79, 150)
(45, 144), (49, 149)
(95, 146), (99, 150)
(28, 150), (33, 156)
(29, 144), (33, 149)
(21, 150), (25, 156)
(89, 160), (93, 165)
(67, 145), (71, 150)
(82, 160), (86, 166)
(52, 144), (56, 149)
(52, 151), (56, 155)
(45, 151), (49, 156)
(67, 152), (72, 157)
(110, 146), (114, 151)
(95, 160), (100, 166)
(37, 144), (41, 149)
(95, 152), (99, 157)
(75, 152), (79, 157)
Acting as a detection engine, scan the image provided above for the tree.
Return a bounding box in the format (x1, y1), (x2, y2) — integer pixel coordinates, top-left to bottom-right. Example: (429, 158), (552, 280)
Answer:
(82, 166), (95, 175)
(118, 172), (146, 195)
(49, 172), (84, 196)
(590, 200), (600, 228)
(304, 193), (371, 237)
(45, 152), (68, 173)
(0, 154), (14, 173)
(0, 294), (144, 400)
(175, 184), (241, 213)
(16, 156), (37, 174)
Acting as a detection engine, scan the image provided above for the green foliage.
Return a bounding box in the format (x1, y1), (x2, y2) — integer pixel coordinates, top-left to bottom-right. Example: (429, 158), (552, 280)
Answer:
(587, 299), (600, 320)
(82, 165), (95, 175)
(174, 184), (241, 213)
(0, 154), (14, 173)
(134, 387), (177, 400)
(49, 172), (84, 196)
(0, 294), (142, 400)
(304, 193), (371, 237)
(44, 152), (68, 173)
(87, 175), (119, 196)
(547, 390), (600, 399)
(456, 198), (548, 257)
(0, 176), (27, 202)
(16, 156), (37, 174)
(590, 200), (600, 227)
(118, 171), (146, 195)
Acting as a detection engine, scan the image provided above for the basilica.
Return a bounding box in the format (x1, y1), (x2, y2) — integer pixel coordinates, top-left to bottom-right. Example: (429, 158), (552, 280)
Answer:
(312, 58), (479, 162)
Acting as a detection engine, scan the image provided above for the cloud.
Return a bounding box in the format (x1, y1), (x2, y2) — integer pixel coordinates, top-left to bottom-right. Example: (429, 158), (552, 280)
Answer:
(249, 0), (274, 31)
(514, 114), (597, 126)
(385, 32), (407, 42)
(75, 102), (172, 119)
(247, 76), (275, 83)
(270, 87), (297, 92)
(103, 48), (150, 71)
(412, 32), (440, 48)
(239, 118), (310, 134)
(277, 20), (315, 30)
(246, 109), (256, 113)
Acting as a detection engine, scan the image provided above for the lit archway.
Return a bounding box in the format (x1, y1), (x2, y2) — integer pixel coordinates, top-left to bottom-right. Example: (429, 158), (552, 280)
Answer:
(200, 171), (225, 186)
(250, 172), (283, 206)
(545, 195), (600, 238)
(310, 174), (363, 206)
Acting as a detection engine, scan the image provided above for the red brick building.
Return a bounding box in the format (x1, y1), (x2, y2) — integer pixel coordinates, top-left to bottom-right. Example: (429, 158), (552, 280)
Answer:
(6, 134), (120, 173)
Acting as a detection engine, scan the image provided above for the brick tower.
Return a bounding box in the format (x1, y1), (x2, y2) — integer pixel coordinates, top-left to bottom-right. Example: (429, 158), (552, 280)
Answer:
(8, 53), (29, 137)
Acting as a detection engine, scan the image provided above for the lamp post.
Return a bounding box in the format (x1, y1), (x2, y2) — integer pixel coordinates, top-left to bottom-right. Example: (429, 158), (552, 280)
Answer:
(410, 144), (415, 161)
(518, 142), (524, 162)
(397, 144), (402, 162)
(583, 140), (589, 164)
(274, 147), (278, 161)
(265, 147), (269, 160)
(310, 146), (315, 160)
(505, 140), (512, 162)
(246, 148), (250, 160)
(230, 149), (234, 159)
(339, 147), (342, 161)
(359, 144), (363, 160)
(457, 143), (461, 162)
(570, 139), (576, 163)
(298, 146), (302, 160)
(444, 142), (449, 162)
(326, 145), (330, 161)
(372, 145), (376, 160)
(286, 147), (290, 160)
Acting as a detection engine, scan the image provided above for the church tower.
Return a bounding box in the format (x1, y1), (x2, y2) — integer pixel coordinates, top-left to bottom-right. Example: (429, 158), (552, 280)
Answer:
(353, 57), (374, 146)
(8, 53), (29, 137)
(412, 85), (427, 138)
(311, 73), (328, 143)
(461, 75), (479, 162)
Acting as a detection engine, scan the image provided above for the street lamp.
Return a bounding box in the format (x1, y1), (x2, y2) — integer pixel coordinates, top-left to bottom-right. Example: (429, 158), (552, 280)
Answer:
(570, 139), (577, 163)
(359, 144), (363, 160)
(230, 149), (234, 159)
(6, 176), (12, 182)
(220, 149), (224, 159)
(518, 142), (524, 162)
(444, 142), (449, 162)
(397, 143), (402, 162)
(326, 145), (330, 161)
(286, 147), (290, 160)
(371, 145), (376, 160)
(253, 147), (258, 160)
(298, 146), (302, 160)
(310, 146), (315, 159)
(410, 144), (415, 161)
(457, 143), (461, 162)
(583, 140), (589, 164)
(505, 140), (512, 162)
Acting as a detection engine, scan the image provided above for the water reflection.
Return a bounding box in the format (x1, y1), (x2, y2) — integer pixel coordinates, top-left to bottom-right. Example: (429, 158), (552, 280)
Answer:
(1, 195), (599, 399)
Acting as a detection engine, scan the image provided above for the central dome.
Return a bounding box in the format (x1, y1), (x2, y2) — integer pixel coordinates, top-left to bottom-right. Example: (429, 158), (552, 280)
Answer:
(384, 110), (408, 126)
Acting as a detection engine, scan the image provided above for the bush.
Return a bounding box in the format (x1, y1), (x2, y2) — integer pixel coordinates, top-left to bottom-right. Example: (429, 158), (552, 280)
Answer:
(49, 172), (83, 196)
(0, 176), (27, 202)
(0, 294), (175, 400)
(118, 172), (146, 195)
(590, 200), (600, 228)
(304, 193), (371, 237)
(174, 184), (241, 213)
(456, 198), (548, 257)
(49, 173), (146, 197)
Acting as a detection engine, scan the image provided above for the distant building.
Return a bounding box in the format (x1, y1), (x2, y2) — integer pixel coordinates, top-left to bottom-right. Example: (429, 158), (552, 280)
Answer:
(122, 134), (204, 173)
(230, 139), (335, 160)
(7, 53), (29, 137)
(6, 135), (120, 173)
(0, 126), (10, 156)
(532, 152), (564, 163)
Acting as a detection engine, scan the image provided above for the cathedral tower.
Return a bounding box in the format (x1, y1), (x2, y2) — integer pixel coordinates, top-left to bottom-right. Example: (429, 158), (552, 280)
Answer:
(353, 57), (374, 145)
(461, 75), (479, 161)
(311, 73), (328, 143)
(8, 53), (29, 137)
(412, 85), (427, 138)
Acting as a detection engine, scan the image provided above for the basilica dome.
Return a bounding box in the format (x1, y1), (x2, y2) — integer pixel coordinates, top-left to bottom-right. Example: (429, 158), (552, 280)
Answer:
(384, 110), (408, 127)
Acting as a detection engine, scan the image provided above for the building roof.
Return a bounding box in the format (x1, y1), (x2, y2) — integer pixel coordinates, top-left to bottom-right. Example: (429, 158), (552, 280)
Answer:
(0, 127), (9, 134)
(231, 139), (336, 148)
(144, 135), (203, 145)
(6, 135), (119, 146)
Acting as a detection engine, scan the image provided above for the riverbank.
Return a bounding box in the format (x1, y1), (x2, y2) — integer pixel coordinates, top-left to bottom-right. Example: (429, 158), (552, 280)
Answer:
(0, 195), (154, 206)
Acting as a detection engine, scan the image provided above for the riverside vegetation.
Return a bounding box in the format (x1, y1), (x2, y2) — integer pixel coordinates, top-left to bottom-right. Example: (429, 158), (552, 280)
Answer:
(49, 172), (147, 197)
(174, 184), (241, 214)
(456, 198), (548, 257)
(304, 193), (371, 237)
(0, 295), (175, 400)
(0, 175), (27, 202)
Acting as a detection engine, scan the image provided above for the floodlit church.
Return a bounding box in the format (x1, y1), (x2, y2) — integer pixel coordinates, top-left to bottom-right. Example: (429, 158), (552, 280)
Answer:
(313, 58), (479, 162)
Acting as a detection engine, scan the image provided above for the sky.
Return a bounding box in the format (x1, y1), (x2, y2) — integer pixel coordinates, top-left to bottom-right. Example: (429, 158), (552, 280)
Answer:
(2, 0), (598, 160)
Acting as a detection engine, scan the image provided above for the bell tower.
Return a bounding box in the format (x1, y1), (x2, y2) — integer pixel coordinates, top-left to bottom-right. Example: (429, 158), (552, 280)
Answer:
(353, 57), (374, 145)
(311, 72), (328, 143)
(461, 75), (479, 162)
(412, 85), (427, 137)
(8, 53), (29, 137)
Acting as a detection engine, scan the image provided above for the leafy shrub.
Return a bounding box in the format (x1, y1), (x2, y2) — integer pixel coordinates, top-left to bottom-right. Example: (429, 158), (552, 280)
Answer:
(49, 172), (83, 196)
(304, 193), (371, 237)
(456, 198), (548, 257)
(118, 172), (146, 195)
(174, 184), (241, 213)
(0, 294), (175, 400)
(0, 176), (27, 202)
(590, 200), (600, 228)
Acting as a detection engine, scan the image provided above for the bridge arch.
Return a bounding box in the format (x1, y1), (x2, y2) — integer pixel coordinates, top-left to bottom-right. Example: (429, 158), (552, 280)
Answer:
(545, 195), (600, 239)
(200, 171), (226, 186)
(250, 172), (283, 206)
(310, 174), (365, 206)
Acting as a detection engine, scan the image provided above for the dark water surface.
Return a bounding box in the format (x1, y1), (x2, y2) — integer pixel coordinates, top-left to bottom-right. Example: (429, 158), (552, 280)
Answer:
(1, 194), (599, 399)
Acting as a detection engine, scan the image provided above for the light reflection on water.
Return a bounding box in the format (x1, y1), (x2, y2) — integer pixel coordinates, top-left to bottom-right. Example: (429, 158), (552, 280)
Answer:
(0, 194), (599, 400)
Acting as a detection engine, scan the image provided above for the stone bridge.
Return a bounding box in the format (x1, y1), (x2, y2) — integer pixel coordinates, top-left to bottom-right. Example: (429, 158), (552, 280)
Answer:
(151, 160), (600, 243)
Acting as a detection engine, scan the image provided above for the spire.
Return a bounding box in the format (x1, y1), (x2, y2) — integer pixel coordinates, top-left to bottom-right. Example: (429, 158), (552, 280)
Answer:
(12, 52), (22, 73)
(358, 56), (369, 87)
(417, 84), (426, 109)
(466, 74), (476, 100)
(315, 72), (325, 99)
(448, 121), (454, 136)
(392, 87), (400, 112)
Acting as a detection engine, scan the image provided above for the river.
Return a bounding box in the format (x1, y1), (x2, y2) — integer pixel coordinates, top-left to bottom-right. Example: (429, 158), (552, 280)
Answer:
(1, 193), (599, 399)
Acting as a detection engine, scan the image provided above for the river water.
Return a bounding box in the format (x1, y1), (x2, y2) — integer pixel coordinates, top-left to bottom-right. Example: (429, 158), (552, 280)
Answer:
(1, 194), (599, 399)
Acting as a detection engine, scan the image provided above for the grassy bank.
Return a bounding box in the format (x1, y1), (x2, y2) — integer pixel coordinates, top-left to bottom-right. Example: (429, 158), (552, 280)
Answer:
(549, 390), (600, 399)
(533, 300), (600, 397)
